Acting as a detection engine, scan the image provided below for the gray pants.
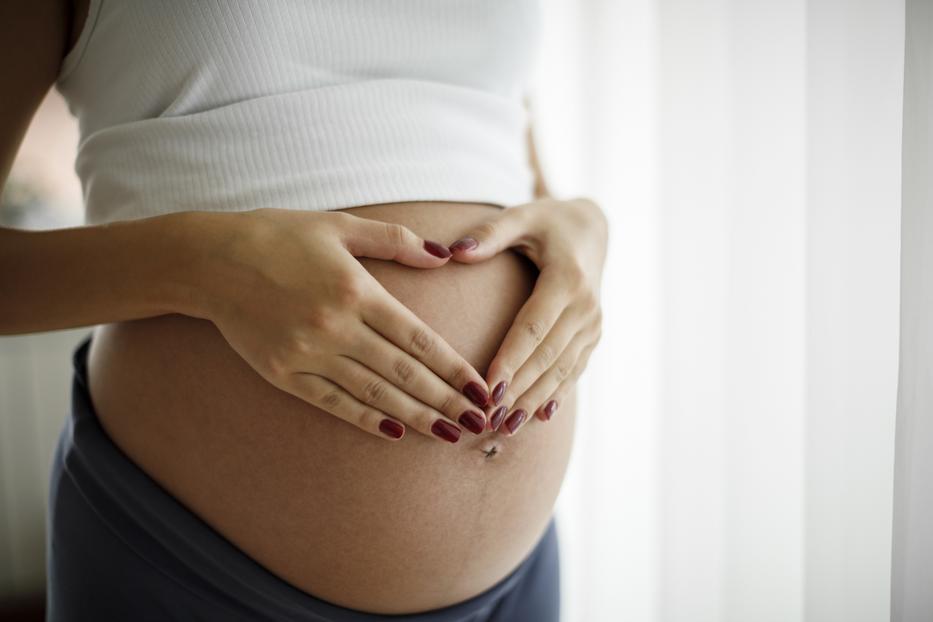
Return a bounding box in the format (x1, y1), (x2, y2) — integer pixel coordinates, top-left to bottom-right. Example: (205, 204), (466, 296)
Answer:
(46, 337), (561, 621)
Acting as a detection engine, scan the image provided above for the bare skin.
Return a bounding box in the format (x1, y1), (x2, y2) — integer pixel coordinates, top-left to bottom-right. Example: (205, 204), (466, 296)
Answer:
(1, 0), (605, 614)
(88, 201), (577, 613)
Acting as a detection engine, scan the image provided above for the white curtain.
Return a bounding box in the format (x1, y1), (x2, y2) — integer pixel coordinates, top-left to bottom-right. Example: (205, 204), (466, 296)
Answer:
(535, 1), (903, 621)
(893, 0), (933, 620)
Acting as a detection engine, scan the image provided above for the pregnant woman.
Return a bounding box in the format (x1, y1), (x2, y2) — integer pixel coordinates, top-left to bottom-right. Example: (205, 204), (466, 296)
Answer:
(1, 1), (607, 620)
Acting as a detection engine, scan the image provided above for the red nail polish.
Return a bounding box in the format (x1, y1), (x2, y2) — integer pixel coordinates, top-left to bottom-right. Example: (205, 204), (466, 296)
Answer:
(542, 400), (558, 421)
(431, 420), (461, 443)
(379, 419), (405, 439)
(489, 406), (507, 431)
(463, 382), (489, 407)
(424, 240), (452, 258)
(491, 381), (507, 405)
(504, 409), (527, 435)
(449, 237), (478, 253)
(458, 411), (486, 435)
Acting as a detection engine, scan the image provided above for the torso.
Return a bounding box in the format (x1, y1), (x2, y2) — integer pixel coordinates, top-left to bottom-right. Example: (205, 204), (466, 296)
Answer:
(86, 201), (576, 614)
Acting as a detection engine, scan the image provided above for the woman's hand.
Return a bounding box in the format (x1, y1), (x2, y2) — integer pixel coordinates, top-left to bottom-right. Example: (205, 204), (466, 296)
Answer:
(447, 197), (607, 435)
(193, 208), (491, 443)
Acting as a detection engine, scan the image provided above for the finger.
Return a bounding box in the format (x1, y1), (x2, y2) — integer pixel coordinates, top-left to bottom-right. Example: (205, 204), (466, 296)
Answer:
(447, 206), (532, 262)
(308, 356), (461, 443)
(347, 326), (487, 434)
(495, 305), (580, 409)
(499, 331), (594, 436)
(325, 356), (465, 443)
(362, 294), (491, 408)
(338, 213), (453, 268)
(484, 268), (569, 402)
(539, 341), (596, 421)
(284, 372), (407, 441)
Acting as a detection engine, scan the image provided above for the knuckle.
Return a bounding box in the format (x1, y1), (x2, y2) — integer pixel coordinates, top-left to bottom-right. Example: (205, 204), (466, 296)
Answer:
(265, 353), (289, 378)
(510, 393), (529, 409)
(535, 344), (556, 370)
(320, 389), (343, 409)
(419, 408), (442, 428)
(592, 326), (603, 346)
(306, 307), (337, 332)
(524, 320), (546, 344)
(290, 334), (314, 357)
(325, 210), (353, 226)
(399, 407), (432, 431)
(384, 222), (408, 247)
(409, 328), (436, 356)
(448, 364), (471, 389)
(357, 407), (382, 429)
(491, 361), (513, 381)
(474, 221), (498, 239)
(332, 274), (366, 306)
(556, 360), (574, 381)
(265, 340), (303, 377)
(439, 392), (459, 415)
(581, 289), (600, 313)
(561, 263), (587, 291)
(322, 211), (354, 235)
(392, 359), (415, 385)
(362, 379), (388, 403)
(592, 304), (603, 326)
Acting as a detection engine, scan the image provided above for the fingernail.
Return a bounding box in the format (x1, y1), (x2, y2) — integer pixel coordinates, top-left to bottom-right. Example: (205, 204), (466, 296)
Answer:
(458, 411), (486, 435)
(379, 419), (405, 439)
(489, 406), (507, 431)
(491, 381), (508, 405)
(463, 381), (489, 407)
(449, 237), (478, 253)
(542, 400), (558, 421)
(424, 240), (452, 258)
(504, 409), (527, 435)
(431, 420), (461, 443)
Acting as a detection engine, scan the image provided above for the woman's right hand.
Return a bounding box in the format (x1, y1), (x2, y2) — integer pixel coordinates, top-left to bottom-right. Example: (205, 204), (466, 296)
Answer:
(194, 208), (491, 443)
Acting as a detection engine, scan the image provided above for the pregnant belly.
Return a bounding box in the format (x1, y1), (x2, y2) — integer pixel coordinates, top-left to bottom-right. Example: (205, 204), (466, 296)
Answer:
(86, 201), (577, 614)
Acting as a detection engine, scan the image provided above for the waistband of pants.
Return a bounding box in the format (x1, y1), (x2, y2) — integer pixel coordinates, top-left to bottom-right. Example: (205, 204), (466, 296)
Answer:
(60, 334), (555, 621)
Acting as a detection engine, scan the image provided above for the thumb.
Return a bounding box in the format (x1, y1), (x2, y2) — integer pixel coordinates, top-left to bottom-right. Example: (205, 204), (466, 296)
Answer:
(340, 215), (452, 268)
(447, 206), (531, 263)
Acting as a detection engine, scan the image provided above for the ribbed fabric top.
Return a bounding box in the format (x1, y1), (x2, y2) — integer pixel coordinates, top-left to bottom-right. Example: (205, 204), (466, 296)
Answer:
(55, 0), (540, 225)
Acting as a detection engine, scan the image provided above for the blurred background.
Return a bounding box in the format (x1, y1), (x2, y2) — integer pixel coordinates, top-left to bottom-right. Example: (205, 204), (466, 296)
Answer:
(0, 0), (904, 621)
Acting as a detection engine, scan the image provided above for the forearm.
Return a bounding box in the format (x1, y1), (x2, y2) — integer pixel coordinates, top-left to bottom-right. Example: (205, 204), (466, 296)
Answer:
(0, 211), (210, 335)
(527, 124), (551, 200)
(524, 96), (552, 201)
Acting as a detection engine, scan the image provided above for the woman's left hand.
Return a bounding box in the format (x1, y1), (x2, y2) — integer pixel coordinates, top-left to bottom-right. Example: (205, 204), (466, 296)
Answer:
(447, 197), (608, 436)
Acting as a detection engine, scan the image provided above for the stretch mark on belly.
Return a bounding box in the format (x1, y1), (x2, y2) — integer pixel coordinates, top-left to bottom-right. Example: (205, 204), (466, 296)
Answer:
(482, 445), (499, 459)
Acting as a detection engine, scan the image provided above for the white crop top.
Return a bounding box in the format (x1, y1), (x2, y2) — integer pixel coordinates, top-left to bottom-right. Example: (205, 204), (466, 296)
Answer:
(55, 0), (540, 225)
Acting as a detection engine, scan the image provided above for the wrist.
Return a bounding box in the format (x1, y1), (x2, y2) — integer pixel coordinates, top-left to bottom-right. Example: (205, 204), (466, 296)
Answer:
(141, 210), (227, 320)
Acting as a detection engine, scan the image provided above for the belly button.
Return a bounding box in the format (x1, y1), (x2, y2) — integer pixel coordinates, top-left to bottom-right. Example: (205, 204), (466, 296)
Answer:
(481, 444), (500, 459)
